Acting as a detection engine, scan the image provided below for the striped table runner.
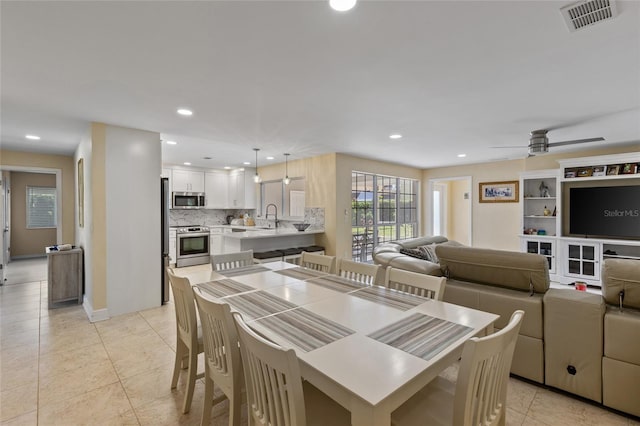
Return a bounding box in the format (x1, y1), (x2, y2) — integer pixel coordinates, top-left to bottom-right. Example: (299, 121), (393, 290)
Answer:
(254, 308), (355, 352)
(219, 265), (271, 277)
(306, 275), (368, 293)
(274, 267), (329, 281)
(350, 286), (427, 311)
(196, 279), (254, 298)
(368, 313), (472, 361)
(225, 290), (297, 320)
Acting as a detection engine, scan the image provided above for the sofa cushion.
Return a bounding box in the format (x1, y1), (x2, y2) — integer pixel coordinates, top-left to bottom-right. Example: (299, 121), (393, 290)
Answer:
(604, 308), (640, 365)
(602, 258), (640, 309)
(436, 245), (550, 294)
(443, 278), (544, 339)
(387, 255), (443, 276)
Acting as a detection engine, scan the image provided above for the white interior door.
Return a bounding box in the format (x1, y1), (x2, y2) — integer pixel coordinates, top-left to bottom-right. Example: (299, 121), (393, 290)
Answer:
(431, 183), (446, 237)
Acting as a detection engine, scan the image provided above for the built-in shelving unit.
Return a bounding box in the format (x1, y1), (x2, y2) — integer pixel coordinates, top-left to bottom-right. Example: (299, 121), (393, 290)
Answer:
(519, 153), (640, 287)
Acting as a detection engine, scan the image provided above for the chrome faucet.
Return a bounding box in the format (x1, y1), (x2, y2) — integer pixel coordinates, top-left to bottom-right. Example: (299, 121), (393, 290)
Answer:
(265, 203), (279, 228)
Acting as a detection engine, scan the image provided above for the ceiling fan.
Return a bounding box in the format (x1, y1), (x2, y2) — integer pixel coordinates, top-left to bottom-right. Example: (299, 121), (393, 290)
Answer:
(496, 130), (605, 156)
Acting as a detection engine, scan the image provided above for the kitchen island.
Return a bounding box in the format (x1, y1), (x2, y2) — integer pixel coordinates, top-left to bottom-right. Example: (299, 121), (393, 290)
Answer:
(222, 227), (324, 253)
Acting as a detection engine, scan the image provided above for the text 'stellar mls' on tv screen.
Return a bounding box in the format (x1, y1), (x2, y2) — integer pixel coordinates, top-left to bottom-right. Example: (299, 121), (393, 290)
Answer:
(570, 185), (640, 240)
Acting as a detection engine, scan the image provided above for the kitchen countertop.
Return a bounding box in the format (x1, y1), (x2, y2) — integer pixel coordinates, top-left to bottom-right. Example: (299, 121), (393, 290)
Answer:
(222, 228), (324, 239)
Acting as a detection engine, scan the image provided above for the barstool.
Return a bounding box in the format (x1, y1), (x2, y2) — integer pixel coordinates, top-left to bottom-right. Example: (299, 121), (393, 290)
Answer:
(299, 245), (325, 255)
(280, 247), (303, 265)
(253, 250), (284, 263)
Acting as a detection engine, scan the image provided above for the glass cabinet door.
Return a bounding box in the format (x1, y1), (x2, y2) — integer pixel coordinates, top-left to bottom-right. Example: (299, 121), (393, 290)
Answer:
(565, 242), (600, 280)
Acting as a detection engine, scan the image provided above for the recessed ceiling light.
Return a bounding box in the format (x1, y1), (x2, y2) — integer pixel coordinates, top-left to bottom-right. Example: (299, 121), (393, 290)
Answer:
(183, 162), (191, 166)
(243, 161), (251, 166)
(266, 156), (275, 160)
(330, 0), (357, 12)
(389, 134), (402, 139)
(224, 166), (231, 170)
(177, 108), (193, 116)
(166, 140), (177, 145)
(457, 153), (467, 158)
(25, 134), (41, 140)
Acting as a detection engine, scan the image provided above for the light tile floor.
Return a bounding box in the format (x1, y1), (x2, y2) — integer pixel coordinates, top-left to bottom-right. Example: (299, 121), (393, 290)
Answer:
(1, 259), (638, 425)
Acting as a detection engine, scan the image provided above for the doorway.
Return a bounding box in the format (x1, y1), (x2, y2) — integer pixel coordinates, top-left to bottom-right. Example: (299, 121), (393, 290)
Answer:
(0, 166), (62, 285)
(428, 176), (472, 246)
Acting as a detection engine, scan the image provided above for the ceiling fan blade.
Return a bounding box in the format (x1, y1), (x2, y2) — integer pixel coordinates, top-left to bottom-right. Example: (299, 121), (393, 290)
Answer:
(489, 145), (527, 149)
(548, 137), (605, 147)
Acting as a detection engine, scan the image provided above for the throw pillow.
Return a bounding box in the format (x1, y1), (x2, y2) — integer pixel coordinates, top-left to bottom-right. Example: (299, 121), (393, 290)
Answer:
(399, 248), (430, 261)
(417, 244), (439, 263)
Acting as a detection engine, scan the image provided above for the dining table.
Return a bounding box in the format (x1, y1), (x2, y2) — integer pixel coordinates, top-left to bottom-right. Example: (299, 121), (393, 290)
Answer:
(185, 261), (499, 426)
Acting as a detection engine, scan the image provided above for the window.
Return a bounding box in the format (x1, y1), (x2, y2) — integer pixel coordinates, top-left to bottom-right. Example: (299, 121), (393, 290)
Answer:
(26, 186), (57, 228)
(260, 177), (306, 218)
(352, 172), (419, 262)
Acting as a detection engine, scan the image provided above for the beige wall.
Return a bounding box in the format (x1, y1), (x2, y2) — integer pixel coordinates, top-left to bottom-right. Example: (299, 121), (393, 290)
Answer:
(0, 150), (75, 245)
(423, 145), (640, 251)
(91, 123), (108, 312)
(448, 178), (471, 245)
(260, 153), (423, 257)
(9, 172), (57, 256)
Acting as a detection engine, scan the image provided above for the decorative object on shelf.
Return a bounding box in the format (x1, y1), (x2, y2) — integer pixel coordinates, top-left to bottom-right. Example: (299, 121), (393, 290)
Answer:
(539, 181), (551, 197)
(593, 165), (606, 176)
(622, 163), (638, 174)
(253, 148), (262, 183)
(537, 229), (547, 235)
(606, 164), (620, 175)
(283, 153), (291, 185)
(524, 228), (537, 235)
(577, 167), (593, 177)
(479, 180), (519, 203)
(552, 206), (557, 216)
(564, 168), (577, 178)
(543, 206), (551, 216)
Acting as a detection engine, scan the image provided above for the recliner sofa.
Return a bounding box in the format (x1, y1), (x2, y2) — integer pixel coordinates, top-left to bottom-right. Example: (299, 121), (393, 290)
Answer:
(373, 238), (640, 417)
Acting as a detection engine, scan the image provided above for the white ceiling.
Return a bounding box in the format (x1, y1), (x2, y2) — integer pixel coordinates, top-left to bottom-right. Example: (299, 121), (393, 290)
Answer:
(2, 1), (639, 170)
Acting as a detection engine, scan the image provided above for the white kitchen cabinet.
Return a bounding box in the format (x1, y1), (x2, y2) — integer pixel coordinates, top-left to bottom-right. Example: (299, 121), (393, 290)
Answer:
(172, 169), (204, 193)
(210, 227), (224, 255)
(205, 172), (229, 209)
(169, 229), (177, 265)
(228, 168), (256, 209)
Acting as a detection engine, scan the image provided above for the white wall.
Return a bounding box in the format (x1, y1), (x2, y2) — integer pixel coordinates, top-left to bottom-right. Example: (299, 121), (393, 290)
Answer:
(105, 125), (161, 316)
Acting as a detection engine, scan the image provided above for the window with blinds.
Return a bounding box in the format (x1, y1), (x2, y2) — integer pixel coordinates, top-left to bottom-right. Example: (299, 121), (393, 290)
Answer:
(26, 186), (57, 229)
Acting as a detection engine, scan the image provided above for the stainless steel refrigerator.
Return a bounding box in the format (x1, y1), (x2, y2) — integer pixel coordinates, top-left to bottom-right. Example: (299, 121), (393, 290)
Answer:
(161, 177), (170, 303)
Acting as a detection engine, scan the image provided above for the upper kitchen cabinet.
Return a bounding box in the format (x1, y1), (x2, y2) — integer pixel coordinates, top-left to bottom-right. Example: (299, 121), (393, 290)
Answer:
(228, 168), (256, 209)
(171, 169), (204, 193)
(205, 171), (229, 209)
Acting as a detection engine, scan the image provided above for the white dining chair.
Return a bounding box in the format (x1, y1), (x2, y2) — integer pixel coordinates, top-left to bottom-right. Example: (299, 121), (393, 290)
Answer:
(167, 269), (204, 414)
(391, 310), (525, 426)
(232, 312), (350, 426)
(337, 258), (381, 285)
(211, 250), (255, 271)
(384, 267), (446, 301)
(300, 251), (336, 273)
(193, 289), (243, 426)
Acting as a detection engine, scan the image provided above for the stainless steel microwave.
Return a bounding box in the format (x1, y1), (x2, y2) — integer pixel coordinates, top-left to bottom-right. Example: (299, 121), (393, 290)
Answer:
(172, 192), (206, 209)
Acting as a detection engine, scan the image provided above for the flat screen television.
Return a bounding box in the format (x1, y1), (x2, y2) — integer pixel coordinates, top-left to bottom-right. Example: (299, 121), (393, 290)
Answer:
(569, 185), (640, 240)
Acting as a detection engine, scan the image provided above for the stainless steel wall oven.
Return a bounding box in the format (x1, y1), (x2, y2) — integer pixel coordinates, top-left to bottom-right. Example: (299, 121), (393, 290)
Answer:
(176, 226), (210, 267)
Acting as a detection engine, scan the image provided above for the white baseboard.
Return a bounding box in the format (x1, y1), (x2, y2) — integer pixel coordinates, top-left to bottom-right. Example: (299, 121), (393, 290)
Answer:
(83, 295), (110, 322)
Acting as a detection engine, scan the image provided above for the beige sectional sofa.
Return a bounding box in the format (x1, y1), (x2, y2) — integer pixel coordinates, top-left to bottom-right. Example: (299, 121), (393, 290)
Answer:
(373, 239), (640, 418)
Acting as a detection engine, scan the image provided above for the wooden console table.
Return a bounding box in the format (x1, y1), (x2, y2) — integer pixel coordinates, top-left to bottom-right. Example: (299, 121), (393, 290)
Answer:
(46, 247), (83, 309)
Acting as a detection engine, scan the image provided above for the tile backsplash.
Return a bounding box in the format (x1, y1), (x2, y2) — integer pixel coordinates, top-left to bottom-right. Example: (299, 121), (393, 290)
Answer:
(169, 207), (325, 229)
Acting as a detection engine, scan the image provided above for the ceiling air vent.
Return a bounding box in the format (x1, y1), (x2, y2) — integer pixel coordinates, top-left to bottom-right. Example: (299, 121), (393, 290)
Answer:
(560, 0), (618, 32)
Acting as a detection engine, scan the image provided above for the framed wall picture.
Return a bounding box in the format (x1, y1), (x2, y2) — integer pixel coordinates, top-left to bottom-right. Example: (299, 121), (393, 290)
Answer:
(479, 180), (519, 203)
(77, 158), (84, 228)
(606, 165), (620, 176)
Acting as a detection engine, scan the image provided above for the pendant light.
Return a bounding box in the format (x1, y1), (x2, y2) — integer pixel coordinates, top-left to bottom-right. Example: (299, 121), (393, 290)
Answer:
(283, 153), (291, 185)
(253, 148), (262, 183)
